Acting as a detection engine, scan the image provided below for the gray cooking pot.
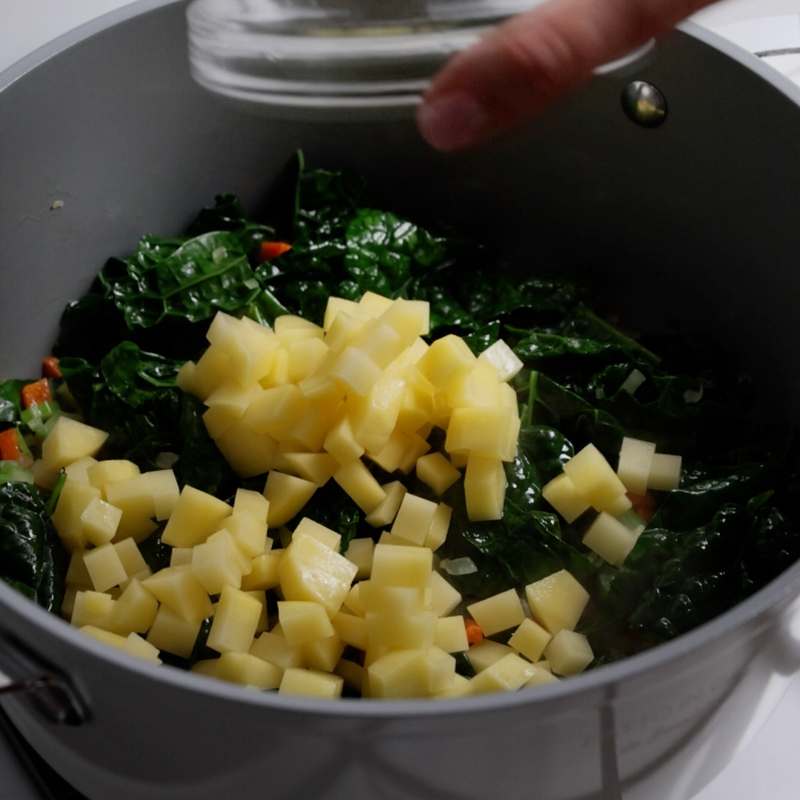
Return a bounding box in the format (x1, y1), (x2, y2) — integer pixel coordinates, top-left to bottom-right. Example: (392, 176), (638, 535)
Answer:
(1, 2), (800, 798)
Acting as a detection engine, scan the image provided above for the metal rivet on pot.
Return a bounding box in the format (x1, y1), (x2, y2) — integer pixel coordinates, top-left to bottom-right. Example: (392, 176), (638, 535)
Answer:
(621, 81), (667, 128)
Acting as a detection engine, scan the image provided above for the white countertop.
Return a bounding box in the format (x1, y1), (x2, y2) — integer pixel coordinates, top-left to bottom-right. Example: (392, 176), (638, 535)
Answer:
(1, 2), (800, 799)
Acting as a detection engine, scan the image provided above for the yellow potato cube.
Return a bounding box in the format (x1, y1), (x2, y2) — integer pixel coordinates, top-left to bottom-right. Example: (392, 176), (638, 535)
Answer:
(379, 297), (430, 341)
(463, 455), (507, 522)
(323, 411), (365, 465)
(343, 537), (374, 580)
(233, 487), (270, 523)
(348, 318), (405, 371)
(250, 628), (307, 672)
(215, 651), (283, 690)
(191, 529), (247, 594)
(348, 372), (406, 455)
(331, 612), (369, 651)
(364, 481), (407, 528)
(190, 346), (230, 401)
(52, 480), (102, 551)
(65, 548), (92, 588)
(323, 310), (365, 353)
(390, 493), (438, 546)
(279, 668), (344, 698)
(508, 618), (553, 663)
(205, 379), (256, 423)
(206, 311), (279, 386)
(143, 566), (213, 625)
(582, 511), (643, 565)
(541, 472), (591, 523)
(71, 590), (118, 632)
(415, 452), (461, 496)
(207, 585), (264, 654)
(280, 452), (339, 486)
(434, 615), (469, 653)
(86, 459), (139, 492)
(41, 416), (109, 471)
(241, 551), (283, 591)
(84, 542), (128, 593)
(466, 639), (517, 673)
(359, 582), (427, 615)
(396, 382), (435, 434)
(148, 469), (180, 521)
(122, 632), (163, 664)
(468, 653), (537, 695)
(243, 384), (308, 440)
(333, 460), (386, 514)
(648, 452), (682, 491)
(170, 548), (193, 567)
(366, 610), (437, 649)
(370, 543), (432, 589)
(323, 296), (360, 331)
(146, 606), (203, 659)
(80, 496), (122, 546)
(562, 444), (627, 511)
(113, 578), (158, 633)
(287, 337), (330, 383)
(617, 437), (656, 495)
(262, 471), (317, 527)
(64, 456), (99, 484)
(466, 588), (526, 637)
(416, 334), (476, 391)
(424, 502), (452, 551)
(525, 570), (590, 635)
(274, 313), (324, 344)
(213, 421), (279, 478)
(446, 360), (503, 409)
(161, 485), (233, 548)
(357, 291), (395, 318)
(525, 666), (561, 688)
(429, 571), (462, 617)
(278, 600), (335, 646)
(334, 659), (364, 694)
(544, 629), (594, 676)
(328, 347), (382, 397)
(278, 531), (358, 616)
(303, 632), (345, 673)
(445, 406), (516, 461)
(477, 338), (524, 382)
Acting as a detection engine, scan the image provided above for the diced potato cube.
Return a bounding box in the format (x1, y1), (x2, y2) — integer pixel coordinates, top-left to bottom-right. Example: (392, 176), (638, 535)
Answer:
(64, 456), (99, 484)
(148, 469), (181, 521)
(434, 615), (469, 653)
(582, 511), (643, 565)
(331, 612), (369, 651)
(445, 406), (516, 461)
(323, 311), (365, 354)
(563, 444), (627, 511)
(544, 629), (594, 676)
(463, 455), (507, 521)
(243, 384), (308, 440)
(508, 618), (553, 663)
(279, 668), (344, 698)
(429, 571), (462, 617)
(113, 538), (150, 585)
(113, 578), (158, 633)
(477, 339), (524, 382)
(333, 460), (386, 514)
(280, 452), (338, 486)
(71, 590), (117, 632)
(274, 314), (324, 344)
(359, 582), (427, 615)
(170, 548), (193, 567)
(367, 648), (445, 699)
(84, 542), (128, 593)
(466, 588), (526, 637)
(415, 452), (461, 496)
(617, 437), (656, 495)
(525, 570), (590, 635)
(192, 529), (247, 594)
(648, 452), (682, 491)
(525, 665), (561, 688)
(348, 372), (406, 455)
(65, 549), (91, 588)
(424, 502), (452, 551)
(240, 551), (282, 591)
(143, 566), (213, 625)
(250, 628), (307, 672)
(303, 632), (345, 673)
(215, 651), (282, 690)
(263, 471), (317, 527)
(204, 380), (256, 428)
(370, 543), (432, 589)
(207, 585), (263, 654)
(541, 472), (590, 523)
(366, 610), (437, 649)
(343, 537), (374, 580)
(334, 659), (364, 694)
(379, 297), (430, 342)
(233, 488), (270, 523)
(80, 496), (122, 547)
(323, 296), (360, 331)
(191, 346), (230, 401)
(160, 485), (232, 548)
(86, 459), (139, 492)
(348, 318), (405, 371)
(357, 291), (395, 319)
(278, 600), (335, 646)
(146, 606), (203, 659)
(390, 493), (438, 546)
(323, 410), (365, 465)
(416, 334), (476, 391)
(52, 480), (103, 551)
(41, 416), (109, 471)
(278, 531), (358, 616)
(365, 481), (408, 528)
(292, 517), (341, 551)
(468, 652), (537, 695)
(287, 337), (329, 383)
(212, 421), (279, 478)
(446, 360), (502, 409)
(328, 347), (382, 397)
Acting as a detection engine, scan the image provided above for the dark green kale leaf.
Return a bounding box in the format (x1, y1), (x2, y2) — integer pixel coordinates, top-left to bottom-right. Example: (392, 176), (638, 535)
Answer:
(0, 481), (66, 613)
(0, 380), (28, 425)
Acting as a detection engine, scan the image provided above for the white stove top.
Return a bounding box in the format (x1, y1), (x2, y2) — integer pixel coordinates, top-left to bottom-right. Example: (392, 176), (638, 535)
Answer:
(1, 2), (799, 798)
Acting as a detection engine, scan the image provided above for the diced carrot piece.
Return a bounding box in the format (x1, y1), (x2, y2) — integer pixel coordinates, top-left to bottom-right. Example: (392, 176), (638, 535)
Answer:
(42, 356), (62, 379)
(0, 428), (20, 461)
(627, 491), (656, 523)
(465, 618), (483, 646)
(21, 378), (51, 409)
(259, 241), (292, 262)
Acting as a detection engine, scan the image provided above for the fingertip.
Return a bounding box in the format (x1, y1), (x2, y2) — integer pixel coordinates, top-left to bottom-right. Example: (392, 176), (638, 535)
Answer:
(416, 90), (493, 152)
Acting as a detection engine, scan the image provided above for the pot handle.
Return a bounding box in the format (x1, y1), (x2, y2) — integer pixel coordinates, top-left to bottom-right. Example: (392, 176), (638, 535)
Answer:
(0, 632), (89, 726)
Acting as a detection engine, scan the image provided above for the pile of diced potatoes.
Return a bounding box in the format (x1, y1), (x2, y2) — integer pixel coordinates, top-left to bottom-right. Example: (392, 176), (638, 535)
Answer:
(41, 289), (681, 699)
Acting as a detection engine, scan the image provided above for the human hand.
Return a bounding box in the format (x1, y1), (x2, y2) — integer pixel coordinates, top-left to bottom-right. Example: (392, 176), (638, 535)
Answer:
(417, 0), (718, 151)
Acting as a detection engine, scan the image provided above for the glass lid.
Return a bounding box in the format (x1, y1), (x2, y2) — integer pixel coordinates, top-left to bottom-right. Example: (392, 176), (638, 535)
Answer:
(186, 0), (543, 117)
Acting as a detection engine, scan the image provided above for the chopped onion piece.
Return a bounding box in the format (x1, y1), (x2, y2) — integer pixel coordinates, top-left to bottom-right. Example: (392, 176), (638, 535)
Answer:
(155, 451), (180, 469)
(439, 557), (478, 576)
(620, 369), (646, 395)
(683, 386), (704, 404)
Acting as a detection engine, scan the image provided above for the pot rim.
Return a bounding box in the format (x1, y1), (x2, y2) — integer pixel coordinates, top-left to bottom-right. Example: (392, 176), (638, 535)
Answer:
(2, 0), (800, 721)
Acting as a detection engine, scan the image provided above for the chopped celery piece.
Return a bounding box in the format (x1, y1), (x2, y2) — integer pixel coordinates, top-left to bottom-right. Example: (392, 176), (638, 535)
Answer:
(0, 462), (35, 485)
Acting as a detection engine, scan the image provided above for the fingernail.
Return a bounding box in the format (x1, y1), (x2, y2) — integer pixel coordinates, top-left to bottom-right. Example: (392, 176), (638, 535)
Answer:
(417, 91), (491, 152)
